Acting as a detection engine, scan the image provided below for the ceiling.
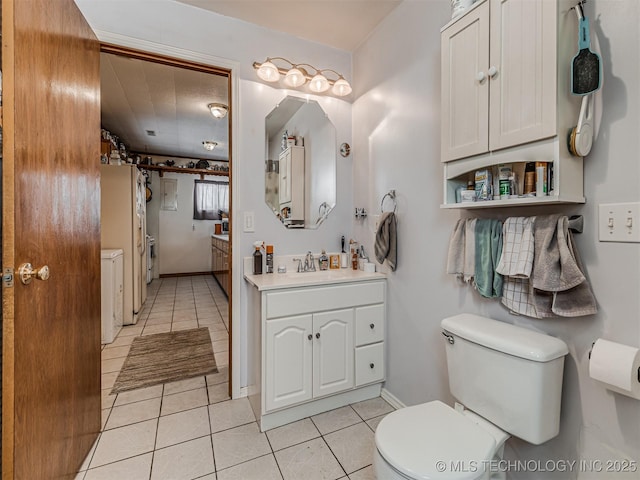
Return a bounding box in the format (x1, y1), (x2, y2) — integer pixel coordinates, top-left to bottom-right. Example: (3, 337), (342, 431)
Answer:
(100, 52), (230, 162)
(176, 0), (402, 51)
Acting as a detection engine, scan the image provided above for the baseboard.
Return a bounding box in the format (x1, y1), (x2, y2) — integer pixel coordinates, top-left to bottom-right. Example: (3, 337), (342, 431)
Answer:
(381, 388), (406, 410)
(235, 386), (248, 399)
(159, 271), (212, 278)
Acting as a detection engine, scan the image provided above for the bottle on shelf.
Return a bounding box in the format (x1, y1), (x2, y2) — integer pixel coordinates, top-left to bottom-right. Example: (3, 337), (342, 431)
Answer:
(319, 250), (329, 271)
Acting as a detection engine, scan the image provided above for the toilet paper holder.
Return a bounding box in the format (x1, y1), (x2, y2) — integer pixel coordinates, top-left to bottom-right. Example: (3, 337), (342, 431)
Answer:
(589, 341), (640, 383)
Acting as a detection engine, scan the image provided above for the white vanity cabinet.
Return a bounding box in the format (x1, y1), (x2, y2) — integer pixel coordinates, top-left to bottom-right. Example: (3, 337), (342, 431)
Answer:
(265, 309), (354, 411)
(440, 0), (585, 208)
(245, 272), (386, 431)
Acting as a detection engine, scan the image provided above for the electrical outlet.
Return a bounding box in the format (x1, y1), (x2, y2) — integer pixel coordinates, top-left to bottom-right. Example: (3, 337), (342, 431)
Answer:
(244, 211), (255, 232)
(598, 202), (640, 242)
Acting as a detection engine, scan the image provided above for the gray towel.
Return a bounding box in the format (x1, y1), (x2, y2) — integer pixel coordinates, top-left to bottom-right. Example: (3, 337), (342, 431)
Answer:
(531, 215), (597, 317)
(474, 219), (503, 298)
(532, 215), (585, 292)
(464, 219), (477, 283)
(446, 218), (466, 277)
(375, 212), (397, 271)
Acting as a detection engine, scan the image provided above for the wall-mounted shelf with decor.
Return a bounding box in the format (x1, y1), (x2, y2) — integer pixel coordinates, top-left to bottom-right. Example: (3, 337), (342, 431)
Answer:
(140, 164), (229, 180)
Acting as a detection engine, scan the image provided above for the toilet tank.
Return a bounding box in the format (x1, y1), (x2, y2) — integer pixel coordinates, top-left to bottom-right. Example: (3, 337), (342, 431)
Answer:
(441, 314), (569, 445)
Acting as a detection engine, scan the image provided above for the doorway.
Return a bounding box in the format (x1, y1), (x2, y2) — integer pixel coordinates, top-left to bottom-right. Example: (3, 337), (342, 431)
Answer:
(99, 44), (234, 395)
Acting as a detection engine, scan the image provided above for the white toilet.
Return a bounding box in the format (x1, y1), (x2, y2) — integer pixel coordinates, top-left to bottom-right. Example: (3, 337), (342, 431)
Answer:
(374, 313), (569, 480)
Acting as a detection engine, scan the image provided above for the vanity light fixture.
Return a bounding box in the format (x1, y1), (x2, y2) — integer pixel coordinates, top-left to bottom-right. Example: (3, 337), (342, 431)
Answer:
(202, 141), (217, 151)
(253, 57), (352, 97)
(208, 103), (228, 119)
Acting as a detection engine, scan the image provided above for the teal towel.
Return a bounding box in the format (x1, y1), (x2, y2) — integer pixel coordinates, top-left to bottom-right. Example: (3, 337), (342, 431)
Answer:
(474, 219), (504, 298)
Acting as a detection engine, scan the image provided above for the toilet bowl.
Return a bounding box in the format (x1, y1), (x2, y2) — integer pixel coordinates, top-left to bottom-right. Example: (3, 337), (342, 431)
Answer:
(374, 314), (569, 480)
(374, 401), (508, 480)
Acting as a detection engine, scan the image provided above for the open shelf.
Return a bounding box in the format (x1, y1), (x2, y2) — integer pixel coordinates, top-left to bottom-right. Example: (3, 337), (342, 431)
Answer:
(139, 164), (229, 179)
(441, 194), (585, 209)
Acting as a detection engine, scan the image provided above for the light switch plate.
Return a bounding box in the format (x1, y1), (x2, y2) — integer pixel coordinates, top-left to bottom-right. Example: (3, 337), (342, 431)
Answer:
(598, 202), (640, 242)
(243, 211), (255, 232)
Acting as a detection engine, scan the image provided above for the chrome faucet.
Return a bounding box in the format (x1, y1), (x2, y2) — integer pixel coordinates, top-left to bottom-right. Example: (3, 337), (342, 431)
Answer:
(304, 251), (316, 272)
(293, 258), (304, 273)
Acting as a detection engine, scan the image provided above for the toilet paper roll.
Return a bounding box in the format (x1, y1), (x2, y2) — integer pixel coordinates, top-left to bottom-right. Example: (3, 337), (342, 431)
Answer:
(589, 338), (640, 400)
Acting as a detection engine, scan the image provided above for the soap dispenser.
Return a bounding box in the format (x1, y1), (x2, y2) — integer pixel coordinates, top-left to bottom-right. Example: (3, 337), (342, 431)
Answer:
(319, 250), (329, 271)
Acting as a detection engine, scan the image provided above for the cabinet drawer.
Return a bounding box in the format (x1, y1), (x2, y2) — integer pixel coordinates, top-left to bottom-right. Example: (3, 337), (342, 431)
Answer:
(266, 281), (385, 319)
(355, 304), (384, 347)
(355, 342), (384, 387)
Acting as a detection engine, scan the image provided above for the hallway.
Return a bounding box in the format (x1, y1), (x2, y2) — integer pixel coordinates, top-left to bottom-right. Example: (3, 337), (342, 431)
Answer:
(76, 275), (391, 479)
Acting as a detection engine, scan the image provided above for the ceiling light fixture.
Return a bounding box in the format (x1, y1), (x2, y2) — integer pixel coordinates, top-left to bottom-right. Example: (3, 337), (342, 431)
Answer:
(202, 141), (217, 151)
(253, 57), (352, 98)
(208, 103), (228, 119)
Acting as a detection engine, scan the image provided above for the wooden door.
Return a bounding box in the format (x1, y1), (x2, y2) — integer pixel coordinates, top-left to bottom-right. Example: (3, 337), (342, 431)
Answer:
(2, 0), (101, 478)
(488, 0), (557, 151)
(265, 314), (313, 411)
(312, 309), (354, 398)
(440, 0), (490, 162)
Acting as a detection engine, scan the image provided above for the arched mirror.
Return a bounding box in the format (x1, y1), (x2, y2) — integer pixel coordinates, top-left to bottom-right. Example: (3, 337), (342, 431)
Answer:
(265, 96), (337, 228)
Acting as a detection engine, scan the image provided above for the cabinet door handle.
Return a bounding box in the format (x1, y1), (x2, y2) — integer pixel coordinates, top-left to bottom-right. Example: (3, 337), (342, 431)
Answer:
(369, 363), (375, 369)
(369, 323), (375, 329)
(315, 332), (321, 339)
(476, 71), (486, 82)
(488, 66), (498, 78)
(307, 334), (312, 340)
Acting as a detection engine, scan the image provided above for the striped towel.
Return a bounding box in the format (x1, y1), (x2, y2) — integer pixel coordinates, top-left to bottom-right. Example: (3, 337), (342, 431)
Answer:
(497, 217), (537, 317)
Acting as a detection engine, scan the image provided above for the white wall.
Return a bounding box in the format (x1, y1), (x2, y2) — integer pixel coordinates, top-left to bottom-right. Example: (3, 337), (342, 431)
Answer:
(353, 0), (640, 476)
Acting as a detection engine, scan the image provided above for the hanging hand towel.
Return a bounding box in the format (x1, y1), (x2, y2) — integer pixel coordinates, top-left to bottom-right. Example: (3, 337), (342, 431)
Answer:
(375, 211), (397, 271)
(497, 217), (537, 317)
(464, 218), (477, 283)
(496, 217), (535, 277)
(531, 215), (597, 317)
(446, 218), (466, 278)
(474, 219), (503, 298)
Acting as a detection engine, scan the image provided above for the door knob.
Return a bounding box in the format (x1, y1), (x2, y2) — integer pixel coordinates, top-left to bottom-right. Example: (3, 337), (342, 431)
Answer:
(476, 71), (486, 82)
(18, 263), (50, 285)
(488, 66), (498, 78)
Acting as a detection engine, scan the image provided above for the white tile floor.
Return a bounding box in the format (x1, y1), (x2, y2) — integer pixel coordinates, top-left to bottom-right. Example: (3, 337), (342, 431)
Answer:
(77, 275), (393, 480)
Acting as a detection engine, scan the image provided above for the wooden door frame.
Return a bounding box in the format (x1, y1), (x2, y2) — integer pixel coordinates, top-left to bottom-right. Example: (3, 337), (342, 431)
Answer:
(98, 41), (239, 397)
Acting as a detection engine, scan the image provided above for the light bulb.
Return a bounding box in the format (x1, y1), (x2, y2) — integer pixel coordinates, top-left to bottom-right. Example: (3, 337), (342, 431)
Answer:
(284, 67), (307, 88)
(331, 78), (352, 96)
(202, 141), (217, 151)
(256, 61), (280, 82)
(309, 73), (330, 93)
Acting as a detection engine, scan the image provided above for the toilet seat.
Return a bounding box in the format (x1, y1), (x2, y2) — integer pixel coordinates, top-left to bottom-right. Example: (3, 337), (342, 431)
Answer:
(375, 401), (497, 480)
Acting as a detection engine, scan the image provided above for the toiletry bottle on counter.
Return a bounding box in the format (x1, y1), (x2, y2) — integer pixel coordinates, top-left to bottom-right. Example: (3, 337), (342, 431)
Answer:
(265, 245), (274, 273)
(350, 239), (359, 270)
(253, 242), (263, 275)
(319, 250), (329, 271)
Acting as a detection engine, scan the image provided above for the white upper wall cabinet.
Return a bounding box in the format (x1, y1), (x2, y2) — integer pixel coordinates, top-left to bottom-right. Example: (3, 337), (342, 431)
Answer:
(442, 0), (557, 161)
(440, 0), (585, 209)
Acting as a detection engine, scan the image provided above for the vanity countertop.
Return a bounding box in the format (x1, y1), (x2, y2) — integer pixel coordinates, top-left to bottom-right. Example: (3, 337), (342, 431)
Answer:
(211, 234), (229, 241)
(244, 269), (386, 291)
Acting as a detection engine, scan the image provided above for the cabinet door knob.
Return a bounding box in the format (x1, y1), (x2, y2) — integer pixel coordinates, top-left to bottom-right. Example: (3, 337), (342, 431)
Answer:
(488, 66), (498, 78)
(315, 332), (321, 339)
(307, 334), (312, 340)
(476, 71), (486, 82)
(369, 363), (375, 369)
(369, 323), (375, 329)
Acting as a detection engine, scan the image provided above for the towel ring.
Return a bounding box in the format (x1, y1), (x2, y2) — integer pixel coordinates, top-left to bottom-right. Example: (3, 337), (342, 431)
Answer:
(381, 190), (397, 213)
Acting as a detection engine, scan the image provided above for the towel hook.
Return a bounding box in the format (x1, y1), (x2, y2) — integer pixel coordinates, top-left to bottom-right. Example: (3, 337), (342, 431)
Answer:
(381, 190), (397, 214)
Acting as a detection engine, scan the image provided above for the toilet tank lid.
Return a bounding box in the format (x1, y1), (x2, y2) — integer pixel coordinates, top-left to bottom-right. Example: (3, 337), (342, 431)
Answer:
(441, 314), (568, 362)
